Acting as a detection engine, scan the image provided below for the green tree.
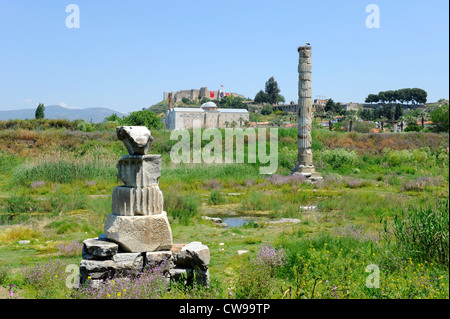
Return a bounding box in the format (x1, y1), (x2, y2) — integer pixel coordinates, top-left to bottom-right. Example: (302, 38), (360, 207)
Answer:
(218, 95), (246, 109)
(264, 77), (280, 105)
(411, 88), (427, 105)
(200, 97), (211, 104)
(394, 104), (404, 121)
(325, 111), (334, 131)
(416, 109), (430, 129)
(324, 99), (335, 114)
(181, 97), (193, 105)
(254, 90), (268, 104)
(277, 94), (286, 104)
(365, 94), (379, 104)
(343, 110), (357, 132)
(430, 103), (449, 132)
(104, 113), (121, 122)
(261, 105), (273, 115)
(120, 109), (163, 130)
(334, 102), (344, 115)
(397, 88), (411, 105)
(404, 122), (421, 132)
(35, 103), (45, 119)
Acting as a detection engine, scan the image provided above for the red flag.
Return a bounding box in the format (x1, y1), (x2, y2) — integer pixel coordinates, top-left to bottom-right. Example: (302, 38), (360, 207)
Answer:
(210, 92), (215, 98)
(220, 85), (224, 87)
(226, 93), (230, 96)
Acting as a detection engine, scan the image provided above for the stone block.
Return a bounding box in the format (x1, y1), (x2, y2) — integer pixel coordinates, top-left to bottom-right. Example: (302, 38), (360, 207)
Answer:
(169, 268), (193, 285)
(168, 268), (209, 288)
(79, 253), (144, 284)
(112, 185), (164, 216)
(298, 64), (312, 73)
(112, 252), (144, 276)
(104, 213), (173, 253)
(116, 126), (153, 155)
(174, 241), (210, 271)
(80, 259), (117, 282)
(82, 235), (118, 259)
(193, 268), (210, 288)
(144, 251), (174, 272)
(117, 155), (161, 188)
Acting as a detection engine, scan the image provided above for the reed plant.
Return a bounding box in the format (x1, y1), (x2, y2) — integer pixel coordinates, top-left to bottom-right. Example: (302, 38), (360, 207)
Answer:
(389, 196), (449, 265)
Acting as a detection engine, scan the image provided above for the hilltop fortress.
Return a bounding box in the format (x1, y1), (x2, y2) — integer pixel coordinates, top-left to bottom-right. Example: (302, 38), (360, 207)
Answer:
(164, 87), (245, 103)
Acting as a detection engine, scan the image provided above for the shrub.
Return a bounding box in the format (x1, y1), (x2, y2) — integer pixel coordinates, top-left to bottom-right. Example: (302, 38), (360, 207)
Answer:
(22, 259), (68, 298)
(120, 109), (163, 130)
(267, 174), (306, 186)
(208, 190), (226, 205)
(57, 241), (83, 257)
(401, 176), (443, 191)
(388, 197), (449, 265)
(320, 148), (359, 169)
(0, 264), (11, 285)
(165, 193), (201, 225)
(234, 244), (285, 299)
(383, 149), (413, 166)
(353, 121), (376, 133)
(239, 191), (280, 212)
(430, 103), (449, 132)
(404, 123), (421, 132)
(205, 179), (223, 190)
(72, 267), (167, 299)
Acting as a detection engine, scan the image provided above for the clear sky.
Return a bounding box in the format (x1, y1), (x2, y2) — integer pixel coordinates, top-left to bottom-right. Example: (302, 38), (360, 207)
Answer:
(0, 0), (448, 113)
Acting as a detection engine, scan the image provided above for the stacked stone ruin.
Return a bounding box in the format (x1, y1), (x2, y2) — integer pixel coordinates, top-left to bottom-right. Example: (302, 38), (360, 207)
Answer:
(79, 126), (210, 288)
(291, 45), (322, 180)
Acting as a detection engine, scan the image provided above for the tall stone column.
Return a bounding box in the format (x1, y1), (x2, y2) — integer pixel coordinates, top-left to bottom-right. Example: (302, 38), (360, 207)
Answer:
(292, 46), (321, 180)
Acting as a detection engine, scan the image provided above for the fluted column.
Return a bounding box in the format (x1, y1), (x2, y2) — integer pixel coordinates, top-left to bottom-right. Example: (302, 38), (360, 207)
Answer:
(292, 46), (321, 179)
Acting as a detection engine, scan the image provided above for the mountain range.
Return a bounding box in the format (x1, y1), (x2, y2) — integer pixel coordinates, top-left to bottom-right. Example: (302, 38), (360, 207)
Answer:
(0, 105), (127, 123)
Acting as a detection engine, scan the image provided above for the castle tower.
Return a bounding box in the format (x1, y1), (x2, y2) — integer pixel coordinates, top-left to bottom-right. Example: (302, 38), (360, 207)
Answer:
(291, 46), (322, 180)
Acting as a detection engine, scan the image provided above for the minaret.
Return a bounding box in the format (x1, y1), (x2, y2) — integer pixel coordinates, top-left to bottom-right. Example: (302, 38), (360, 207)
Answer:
(291, 45), (322, 180)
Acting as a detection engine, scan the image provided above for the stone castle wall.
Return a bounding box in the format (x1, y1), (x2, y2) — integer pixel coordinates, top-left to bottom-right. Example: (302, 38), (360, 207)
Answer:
(164, 87), (245, 103)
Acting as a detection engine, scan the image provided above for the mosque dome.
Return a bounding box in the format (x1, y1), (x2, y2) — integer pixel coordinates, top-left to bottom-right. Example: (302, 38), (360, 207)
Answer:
(201, 102), (218, 110)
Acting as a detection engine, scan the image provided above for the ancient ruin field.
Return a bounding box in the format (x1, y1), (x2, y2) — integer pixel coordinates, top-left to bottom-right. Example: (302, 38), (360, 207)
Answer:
(0, 124), (448, 299)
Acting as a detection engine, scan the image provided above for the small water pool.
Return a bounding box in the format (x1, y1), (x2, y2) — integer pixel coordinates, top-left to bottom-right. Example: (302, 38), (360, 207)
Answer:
(222, 217), (256, 228)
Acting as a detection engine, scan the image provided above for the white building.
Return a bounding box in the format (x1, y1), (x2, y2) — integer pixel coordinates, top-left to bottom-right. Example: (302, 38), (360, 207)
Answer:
(165, 102), (249, 130)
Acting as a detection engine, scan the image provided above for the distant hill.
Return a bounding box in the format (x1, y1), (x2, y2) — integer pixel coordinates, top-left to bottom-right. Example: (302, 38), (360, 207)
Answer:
(148, 99), (169, 115)
(0, 105), (127, 123)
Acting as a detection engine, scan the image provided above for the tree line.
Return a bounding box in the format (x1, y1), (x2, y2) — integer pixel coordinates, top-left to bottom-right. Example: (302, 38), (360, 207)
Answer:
(365, 88), (427, 105)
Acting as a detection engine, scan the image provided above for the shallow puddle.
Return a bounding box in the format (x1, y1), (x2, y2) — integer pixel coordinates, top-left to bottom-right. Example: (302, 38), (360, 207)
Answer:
(222, 217), (256, 228)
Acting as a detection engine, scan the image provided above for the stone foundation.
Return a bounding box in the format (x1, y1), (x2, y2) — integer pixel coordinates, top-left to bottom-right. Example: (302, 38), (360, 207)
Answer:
(80, 235), (210, 288)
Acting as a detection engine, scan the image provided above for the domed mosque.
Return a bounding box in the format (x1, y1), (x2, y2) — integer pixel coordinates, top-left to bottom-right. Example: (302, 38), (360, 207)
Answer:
(165, 101), (249, 130)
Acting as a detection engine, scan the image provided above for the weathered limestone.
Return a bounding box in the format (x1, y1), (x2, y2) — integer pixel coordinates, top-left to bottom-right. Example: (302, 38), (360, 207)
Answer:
(79, 126), (210, 289)
(79, 237), (210, 288)
(174, 241), (210, 271)
(292, 46), (322, 180)
(116, 155), (161, 188)
(116, 126), (153, 155)
(112, 185), (163, 216)
(104, 213), (173, 252)
(105, 128), (172, 252)
(144, 251), (174, 272)
(82, 235), (118, 260)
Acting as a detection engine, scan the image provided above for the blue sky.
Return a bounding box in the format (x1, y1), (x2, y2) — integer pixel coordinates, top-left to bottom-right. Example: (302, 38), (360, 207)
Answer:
(0, 0), (448, 113)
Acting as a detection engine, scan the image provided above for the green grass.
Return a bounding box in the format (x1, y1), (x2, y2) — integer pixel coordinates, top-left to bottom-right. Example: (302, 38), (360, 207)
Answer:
(387, 197), (449, 265)
(0, 127), (448, 299)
